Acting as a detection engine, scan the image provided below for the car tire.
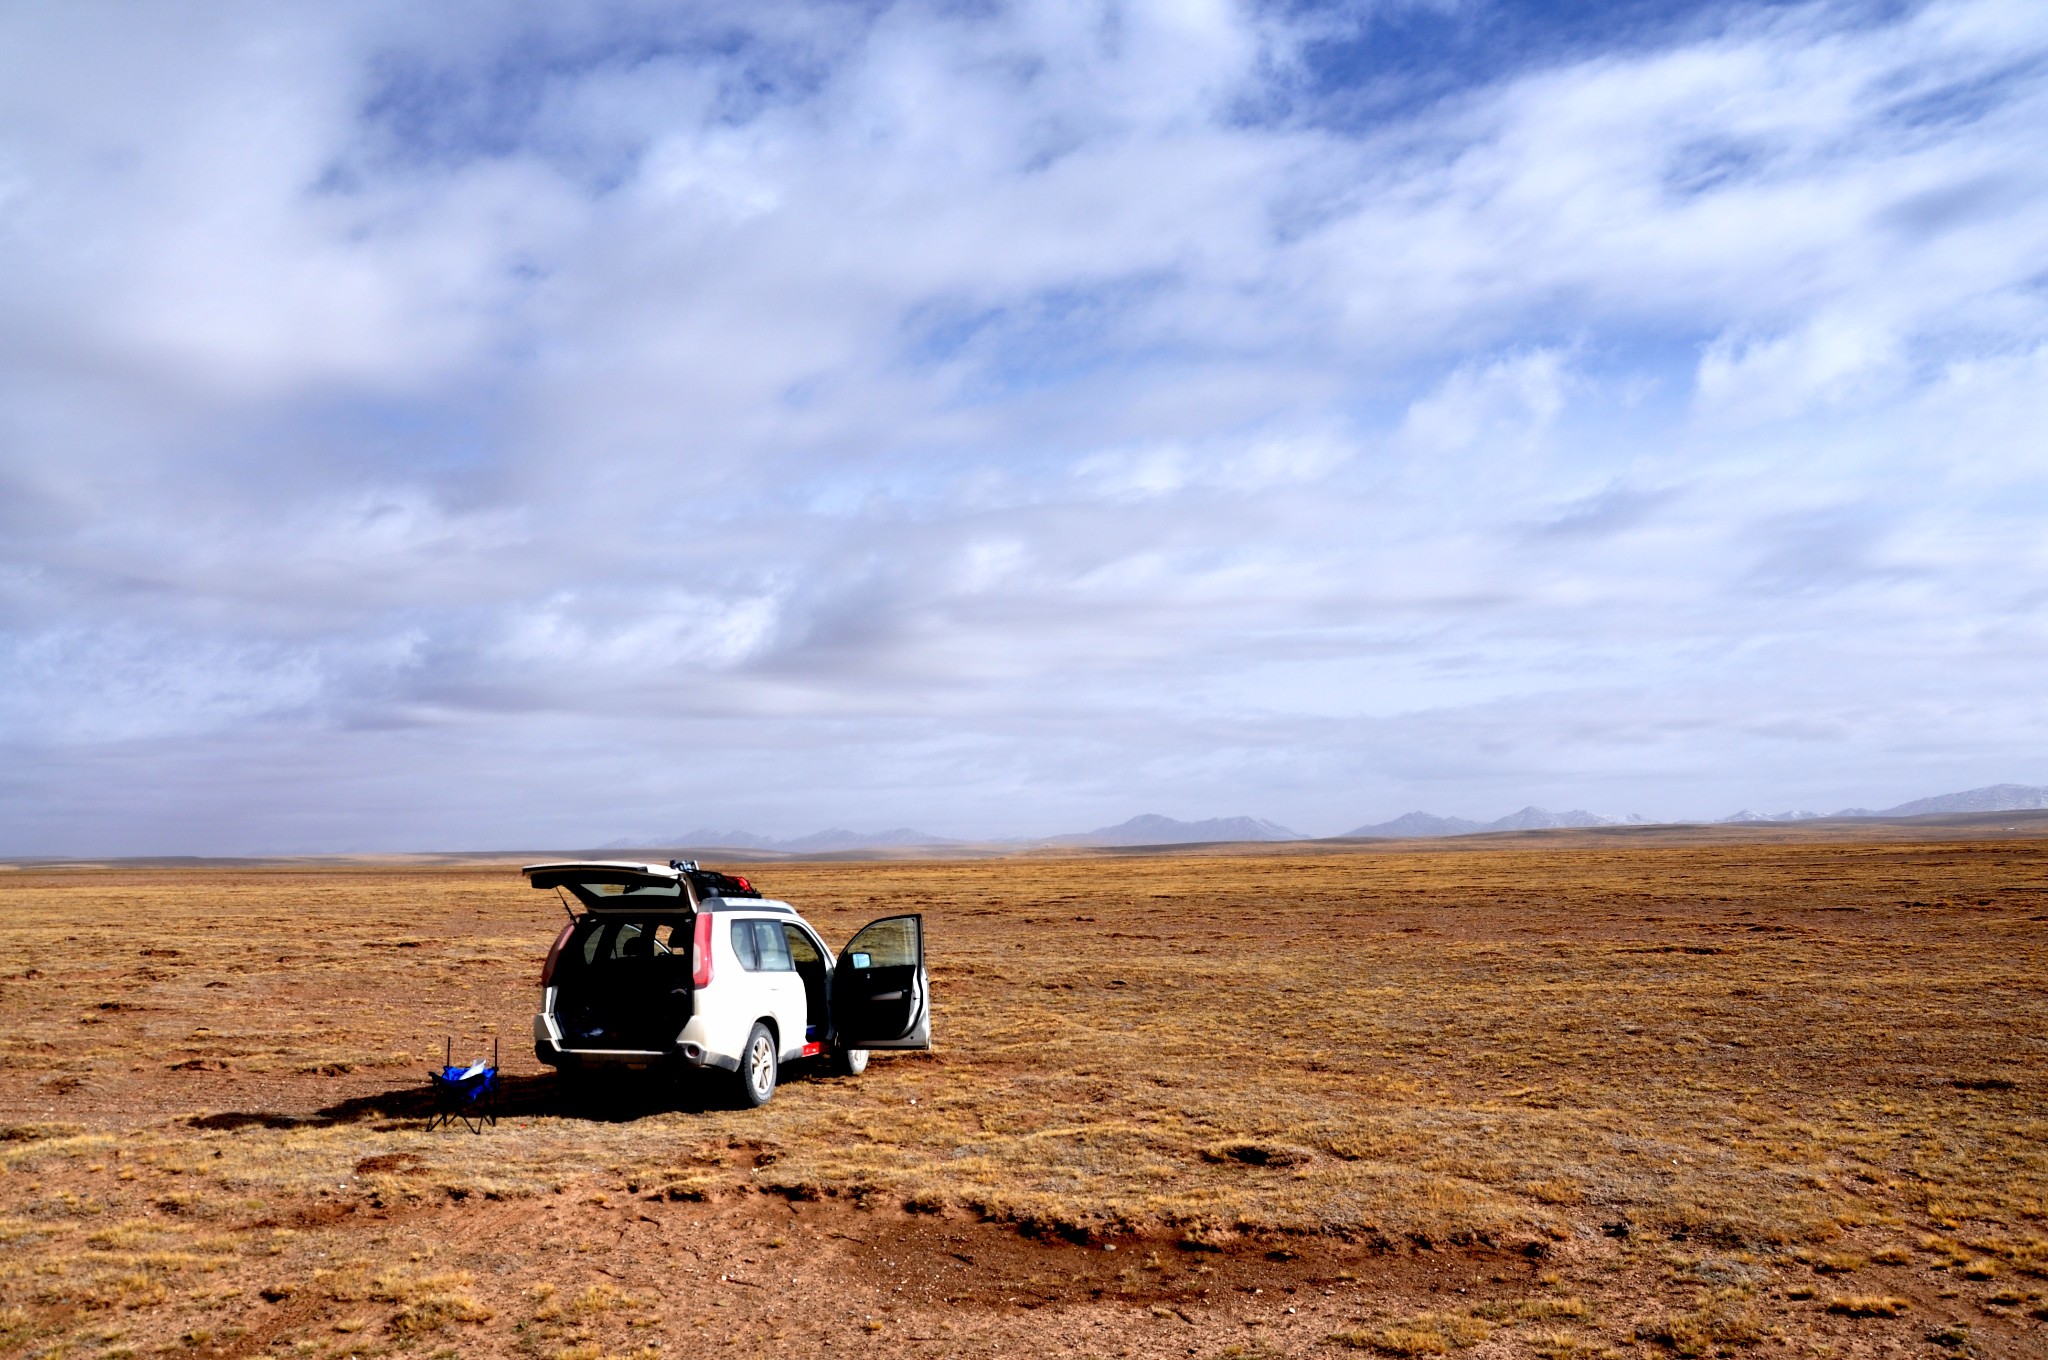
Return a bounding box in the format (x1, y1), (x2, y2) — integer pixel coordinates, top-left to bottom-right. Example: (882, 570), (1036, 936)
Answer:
(830, 1046), (869, 1077)
(735, 1023), (778, 1108)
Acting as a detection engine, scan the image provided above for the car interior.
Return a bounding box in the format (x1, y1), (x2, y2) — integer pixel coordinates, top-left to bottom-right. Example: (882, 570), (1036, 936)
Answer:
(783, 923), (829, 1045)
(551, 915), (692, 1050)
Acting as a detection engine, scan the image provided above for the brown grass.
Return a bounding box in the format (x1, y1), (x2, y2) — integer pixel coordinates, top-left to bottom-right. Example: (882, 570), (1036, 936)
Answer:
(0, 835), (2044, 1355)
(1824, 1293), (1911, 1317)
(1333, 1309), (1493, 1352)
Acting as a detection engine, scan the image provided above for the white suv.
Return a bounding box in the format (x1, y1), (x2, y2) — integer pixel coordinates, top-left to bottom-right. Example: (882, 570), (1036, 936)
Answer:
(525, 860), (930, 1106)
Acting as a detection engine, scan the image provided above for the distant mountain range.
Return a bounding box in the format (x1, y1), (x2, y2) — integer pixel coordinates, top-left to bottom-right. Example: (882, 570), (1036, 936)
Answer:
(608, 783), (2047, 854)
(1341, 807), (1639, 838)
(1346, 784), (2048, 838)
(622, 827), (966, 854)
(1717, 810), (1821, 823)
(1042, 814), (1300, 847)
(1721, 783), (2048, 823)
(638, 814), (1301, 854)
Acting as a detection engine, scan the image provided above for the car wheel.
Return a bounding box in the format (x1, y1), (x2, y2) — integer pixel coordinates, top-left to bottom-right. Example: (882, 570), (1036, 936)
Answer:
(830, 1046), (869, 1077)
(735, 1023), (778, 1107)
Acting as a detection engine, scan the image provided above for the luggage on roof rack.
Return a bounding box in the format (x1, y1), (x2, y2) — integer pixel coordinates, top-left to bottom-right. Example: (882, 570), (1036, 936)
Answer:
(670, 859), (763, 900)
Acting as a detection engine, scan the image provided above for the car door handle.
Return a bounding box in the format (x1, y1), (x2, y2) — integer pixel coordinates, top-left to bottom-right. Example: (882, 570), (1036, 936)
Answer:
(870, 990), (905, 1002)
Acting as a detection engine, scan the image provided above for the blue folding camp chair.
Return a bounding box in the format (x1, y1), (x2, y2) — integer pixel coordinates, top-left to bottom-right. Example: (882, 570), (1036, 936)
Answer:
(428, 1036), (499, 1133)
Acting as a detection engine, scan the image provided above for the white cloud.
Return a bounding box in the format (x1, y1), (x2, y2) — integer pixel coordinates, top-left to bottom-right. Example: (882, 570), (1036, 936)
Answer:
(1400, 349), (1569, 455)
(1695, 315), (1904, 423)
(1075, 443), (1191, 499)
(496, 590), (780, 676)
(0, 629), (327, 743)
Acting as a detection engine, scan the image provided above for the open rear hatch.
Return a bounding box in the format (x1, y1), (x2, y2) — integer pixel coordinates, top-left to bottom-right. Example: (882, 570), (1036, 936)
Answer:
(526, 860), (693, 908)
(528, 863), (695, 1053)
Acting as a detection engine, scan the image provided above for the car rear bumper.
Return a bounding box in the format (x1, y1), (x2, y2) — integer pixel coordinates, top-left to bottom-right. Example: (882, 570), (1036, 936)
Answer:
(534, 1037), (739, 1074)
(675, 1040), (740, 1072)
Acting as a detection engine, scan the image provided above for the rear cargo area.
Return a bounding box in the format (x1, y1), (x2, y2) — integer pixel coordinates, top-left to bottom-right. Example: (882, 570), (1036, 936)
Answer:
(552, 916), (692, 1051)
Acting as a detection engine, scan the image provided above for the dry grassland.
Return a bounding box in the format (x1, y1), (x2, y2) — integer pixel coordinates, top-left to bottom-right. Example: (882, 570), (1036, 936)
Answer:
(1, 836), (2044, 1358)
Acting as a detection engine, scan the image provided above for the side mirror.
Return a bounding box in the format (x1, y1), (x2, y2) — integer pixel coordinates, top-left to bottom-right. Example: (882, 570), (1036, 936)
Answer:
(850, 951), (871, 969)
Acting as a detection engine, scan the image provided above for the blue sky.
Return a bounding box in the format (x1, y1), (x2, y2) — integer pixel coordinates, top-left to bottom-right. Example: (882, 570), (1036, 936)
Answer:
(2, 0), (2044, 854)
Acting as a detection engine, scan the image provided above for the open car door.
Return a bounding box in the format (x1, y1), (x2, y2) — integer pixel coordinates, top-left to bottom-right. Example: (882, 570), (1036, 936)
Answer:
(831, 915), (930, 1050)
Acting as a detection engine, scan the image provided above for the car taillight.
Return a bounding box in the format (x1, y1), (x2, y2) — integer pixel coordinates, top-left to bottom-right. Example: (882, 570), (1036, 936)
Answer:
(541, 920), (575, 987)
(692, 912), (715, 988)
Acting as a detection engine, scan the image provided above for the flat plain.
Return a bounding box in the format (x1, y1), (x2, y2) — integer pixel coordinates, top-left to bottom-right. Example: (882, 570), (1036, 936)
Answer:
(1, 831), (2044, 1359)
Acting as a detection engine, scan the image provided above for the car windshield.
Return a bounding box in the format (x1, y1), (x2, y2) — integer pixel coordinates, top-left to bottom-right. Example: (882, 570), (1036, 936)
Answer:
(583, 882), (682, 900)
(546, 877), (684, 908)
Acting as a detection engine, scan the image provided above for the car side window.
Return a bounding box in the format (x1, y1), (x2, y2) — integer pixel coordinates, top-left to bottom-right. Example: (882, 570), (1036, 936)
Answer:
(754, 920), (793, 971)
(729, 919), (795, 972)
(843, 916), (917, 969)
(610, 923), (648, 960)
(729, 919), (761, 970)
(783, 926), (821, 966)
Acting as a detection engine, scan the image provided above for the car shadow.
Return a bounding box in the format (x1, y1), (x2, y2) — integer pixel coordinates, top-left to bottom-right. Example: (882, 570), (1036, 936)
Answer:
(185, 1063), (840, 1133)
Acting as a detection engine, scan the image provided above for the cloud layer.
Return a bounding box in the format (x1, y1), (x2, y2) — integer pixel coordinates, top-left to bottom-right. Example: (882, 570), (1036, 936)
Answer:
(3, 0), (2045, 853)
